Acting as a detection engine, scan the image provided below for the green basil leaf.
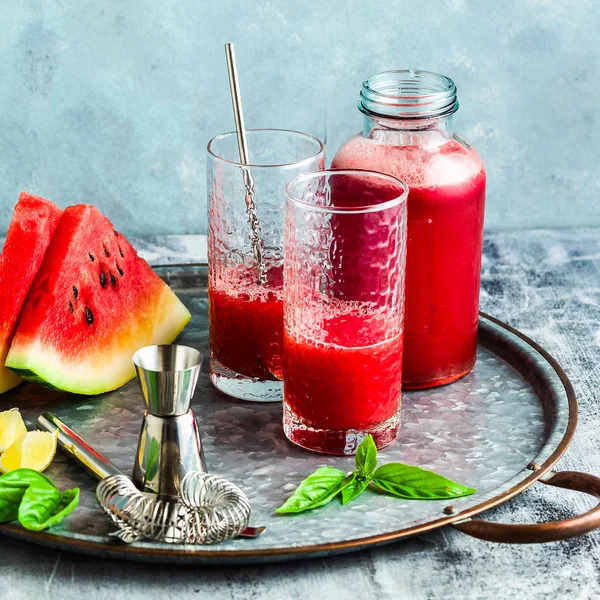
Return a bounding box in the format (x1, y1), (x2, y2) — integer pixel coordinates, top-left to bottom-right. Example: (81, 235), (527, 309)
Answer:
(0, 469), (49, 523)
(341, 475), (370, 505)
(0, 490), (20, 523)
(372, 463), (476, 500)
(0, 469), (80, 531)
(19, 486), (80, 532)
(276, 466), (351, 514)
(355, 435), (378, 478)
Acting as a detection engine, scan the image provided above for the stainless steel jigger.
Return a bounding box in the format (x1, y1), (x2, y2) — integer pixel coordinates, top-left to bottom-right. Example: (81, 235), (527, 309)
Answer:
(132, 345), (207, 498)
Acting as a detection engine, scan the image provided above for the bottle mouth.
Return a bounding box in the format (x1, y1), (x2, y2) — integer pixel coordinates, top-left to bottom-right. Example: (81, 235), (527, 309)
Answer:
(359, 69), (459, 120)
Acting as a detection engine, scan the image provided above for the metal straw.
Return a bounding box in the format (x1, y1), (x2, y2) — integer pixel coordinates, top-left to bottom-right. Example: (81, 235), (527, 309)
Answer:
(225, 43), (267, 285)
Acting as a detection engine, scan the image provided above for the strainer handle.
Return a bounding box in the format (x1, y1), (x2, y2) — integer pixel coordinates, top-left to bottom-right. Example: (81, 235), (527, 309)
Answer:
(37, 412), (125, 481)
(452, 469), (600, 543)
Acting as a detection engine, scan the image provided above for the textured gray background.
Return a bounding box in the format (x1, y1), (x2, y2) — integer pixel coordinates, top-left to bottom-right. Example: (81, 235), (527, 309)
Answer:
(1, 0), (598, 235)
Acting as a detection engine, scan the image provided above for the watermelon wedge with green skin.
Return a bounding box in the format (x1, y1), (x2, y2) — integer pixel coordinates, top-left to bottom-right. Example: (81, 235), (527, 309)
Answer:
(5, 205), (191, 395)
(0, 193), (63, 394)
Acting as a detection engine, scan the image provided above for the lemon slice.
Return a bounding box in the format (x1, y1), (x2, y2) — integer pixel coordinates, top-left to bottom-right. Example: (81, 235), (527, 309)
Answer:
(0, 408), (27, 453)
(0, 429), (58, 473)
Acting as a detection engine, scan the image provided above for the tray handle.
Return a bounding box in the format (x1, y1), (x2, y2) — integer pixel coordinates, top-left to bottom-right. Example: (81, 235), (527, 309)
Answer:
(452, 470), (600, 543)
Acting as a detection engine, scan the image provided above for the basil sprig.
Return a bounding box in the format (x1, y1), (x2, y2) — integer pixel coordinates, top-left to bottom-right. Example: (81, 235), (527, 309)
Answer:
(0, 469), (80, 531)
(276, 435), (475, 515)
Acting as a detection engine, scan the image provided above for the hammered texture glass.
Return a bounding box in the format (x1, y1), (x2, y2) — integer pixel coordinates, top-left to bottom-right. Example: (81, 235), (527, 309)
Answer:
(283, 170), (409, 454)
(207, 130), (324, 401)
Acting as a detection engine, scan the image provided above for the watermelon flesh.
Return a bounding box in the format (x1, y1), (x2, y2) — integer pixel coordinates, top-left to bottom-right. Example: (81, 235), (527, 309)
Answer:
(0, 193), (63, 394)
(5, 205), (191, 395)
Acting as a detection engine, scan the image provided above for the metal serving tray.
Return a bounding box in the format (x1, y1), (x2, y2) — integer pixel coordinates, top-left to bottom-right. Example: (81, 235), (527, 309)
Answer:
(1, 264), (598, 564)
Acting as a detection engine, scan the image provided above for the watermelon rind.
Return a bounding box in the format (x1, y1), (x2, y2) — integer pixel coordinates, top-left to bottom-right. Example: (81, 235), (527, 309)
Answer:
(1, 368), (61, 391)
(6, 295), (191, 395)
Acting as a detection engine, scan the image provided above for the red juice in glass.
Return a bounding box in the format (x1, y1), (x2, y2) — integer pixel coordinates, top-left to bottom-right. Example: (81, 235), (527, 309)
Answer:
(283, 170), (408, 455)
(284, 310), (403, 449)
(209, 265), (283, 381)
(332, 69), (486, 388)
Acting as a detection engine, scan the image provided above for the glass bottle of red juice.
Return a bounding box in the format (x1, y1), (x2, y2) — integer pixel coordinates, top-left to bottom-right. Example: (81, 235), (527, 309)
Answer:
(332, 70), (486, 389)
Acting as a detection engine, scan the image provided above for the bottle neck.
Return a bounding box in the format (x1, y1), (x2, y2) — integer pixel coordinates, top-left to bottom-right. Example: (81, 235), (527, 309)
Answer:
(363, 113), (454, 147)
(359, 69), (458, 147)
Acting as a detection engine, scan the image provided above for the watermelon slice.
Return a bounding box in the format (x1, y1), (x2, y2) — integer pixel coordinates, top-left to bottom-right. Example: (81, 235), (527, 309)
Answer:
(5, 205), (191, 395)
(0, 193), (63, 394)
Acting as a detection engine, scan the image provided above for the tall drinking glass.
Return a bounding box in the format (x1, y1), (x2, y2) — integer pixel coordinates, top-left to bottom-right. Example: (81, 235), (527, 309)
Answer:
(207, 129), (324, 402)
(283, 169), (408, 454)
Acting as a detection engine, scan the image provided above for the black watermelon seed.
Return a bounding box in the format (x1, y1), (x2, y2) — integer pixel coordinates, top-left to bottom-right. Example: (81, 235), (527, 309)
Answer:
(85, 307), (94, 324)
(114, 230), (119, 237)
(89, 253), (95, 262)
(117, 266), (124, 276)
(100, 271), (107, 288)
(68, 301), (74, 313)
(109, 272), (117, 286)
(73, 286), (78, 299)
(104, 248), (110, 257)
(119, 249), (124, 258)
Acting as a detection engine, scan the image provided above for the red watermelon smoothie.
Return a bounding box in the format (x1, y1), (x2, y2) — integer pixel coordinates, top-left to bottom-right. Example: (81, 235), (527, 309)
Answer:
(332, 137), (486, 388)
(209, 265), (283, 381)
(284, 306), (403, 453)
(283, 169), (407, 454)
